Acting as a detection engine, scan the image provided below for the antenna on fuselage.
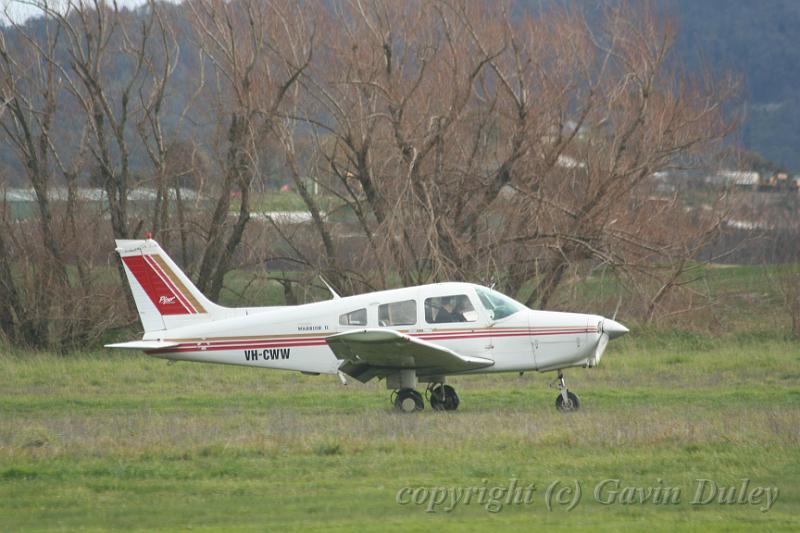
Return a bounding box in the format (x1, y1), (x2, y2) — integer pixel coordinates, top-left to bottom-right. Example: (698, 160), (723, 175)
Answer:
(319, 275), (341, 300)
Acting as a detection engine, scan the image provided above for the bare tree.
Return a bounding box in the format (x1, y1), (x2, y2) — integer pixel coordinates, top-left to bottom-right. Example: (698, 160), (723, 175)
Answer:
(285, 1), (737, 317)
(135, 2), (180, 243)
(0, 5), (84, 347)
(0, 0), (177, 348)
(35, 0), (139, 240)
(187, 0), (312, 300)
(0, 11), (68, 281)
(0, 0), (743, 350)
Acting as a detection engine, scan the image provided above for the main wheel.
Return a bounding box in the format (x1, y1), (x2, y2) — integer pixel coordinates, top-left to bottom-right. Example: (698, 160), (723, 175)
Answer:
(395, 388), (424, 413)
(430, 384), (460, 411)
(555, 391), (580, 412)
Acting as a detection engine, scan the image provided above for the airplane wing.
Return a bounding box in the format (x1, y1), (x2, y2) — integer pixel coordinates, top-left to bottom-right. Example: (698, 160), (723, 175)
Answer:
(325, 329), (494, 383)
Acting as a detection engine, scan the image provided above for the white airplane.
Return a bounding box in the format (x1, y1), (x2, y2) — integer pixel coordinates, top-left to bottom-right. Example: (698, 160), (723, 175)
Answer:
(106, 239), (628, 412)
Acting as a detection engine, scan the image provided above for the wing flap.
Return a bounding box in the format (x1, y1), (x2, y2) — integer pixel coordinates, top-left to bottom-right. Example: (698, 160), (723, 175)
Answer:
(325, 329), (493, 381)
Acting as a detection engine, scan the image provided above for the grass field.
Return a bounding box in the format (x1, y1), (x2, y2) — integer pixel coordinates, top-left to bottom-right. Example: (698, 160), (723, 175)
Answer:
(1, 331), (798, 531)
(1, 263), (800, 531)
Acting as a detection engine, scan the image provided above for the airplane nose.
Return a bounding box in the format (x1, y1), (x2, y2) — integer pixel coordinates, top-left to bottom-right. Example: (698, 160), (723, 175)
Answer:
(603, 318), (629, 339)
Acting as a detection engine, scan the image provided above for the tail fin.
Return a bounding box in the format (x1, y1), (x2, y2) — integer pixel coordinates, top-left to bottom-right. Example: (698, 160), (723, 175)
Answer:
(115, 239), (226, 332)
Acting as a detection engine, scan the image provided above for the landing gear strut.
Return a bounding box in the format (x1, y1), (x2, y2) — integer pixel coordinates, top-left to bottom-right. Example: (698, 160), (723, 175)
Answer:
(428, 383), (460, 411)
(393, 388), (424, 413)
(552, 371), (580, 412)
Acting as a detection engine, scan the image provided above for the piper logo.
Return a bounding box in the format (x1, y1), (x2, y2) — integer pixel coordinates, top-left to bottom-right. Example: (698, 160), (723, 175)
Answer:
(159, 295), (177, 305)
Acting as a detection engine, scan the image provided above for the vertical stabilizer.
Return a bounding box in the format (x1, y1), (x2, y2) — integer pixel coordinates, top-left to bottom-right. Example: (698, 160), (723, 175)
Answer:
(115, 239), (226, 332)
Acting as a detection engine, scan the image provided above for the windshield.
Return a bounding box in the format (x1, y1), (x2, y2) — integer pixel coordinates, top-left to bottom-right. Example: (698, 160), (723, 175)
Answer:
(475, 287), (526, 320)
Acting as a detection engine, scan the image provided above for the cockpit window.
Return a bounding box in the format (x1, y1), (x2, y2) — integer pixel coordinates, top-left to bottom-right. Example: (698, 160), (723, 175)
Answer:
(425, 295), (478, 324)
(339, 308), (367, 326)
(475, 287), (525, 320)
(378, 300), (417, 326)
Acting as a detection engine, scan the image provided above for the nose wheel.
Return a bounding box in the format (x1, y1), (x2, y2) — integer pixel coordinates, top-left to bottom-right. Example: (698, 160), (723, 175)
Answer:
(552, 371), (580, 412)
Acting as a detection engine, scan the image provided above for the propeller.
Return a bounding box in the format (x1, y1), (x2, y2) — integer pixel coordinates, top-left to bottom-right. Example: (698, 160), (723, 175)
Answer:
(612, 293), (622, 321)
(594, 332), (610, 364)
(592, 318), (628, 366)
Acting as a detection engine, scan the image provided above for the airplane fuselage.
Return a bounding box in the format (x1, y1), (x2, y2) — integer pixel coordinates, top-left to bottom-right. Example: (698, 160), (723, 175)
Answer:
(143, 282), (608, 378)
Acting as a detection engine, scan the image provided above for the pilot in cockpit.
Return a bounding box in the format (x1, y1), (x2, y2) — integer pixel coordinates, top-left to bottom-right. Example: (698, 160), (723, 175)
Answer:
(435, 296), (467, 323)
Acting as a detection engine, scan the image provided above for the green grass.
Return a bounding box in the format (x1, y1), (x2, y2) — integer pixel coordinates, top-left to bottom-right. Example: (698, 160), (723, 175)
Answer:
(1, 330), (799, 531)
(539, 261), (799, 339)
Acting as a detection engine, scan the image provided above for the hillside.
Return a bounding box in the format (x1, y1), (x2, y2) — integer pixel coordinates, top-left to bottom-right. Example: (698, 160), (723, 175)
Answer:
(669, 0), (800, 171)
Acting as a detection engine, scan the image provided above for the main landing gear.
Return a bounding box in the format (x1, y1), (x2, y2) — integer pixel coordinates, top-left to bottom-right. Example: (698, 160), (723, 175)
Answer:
(427, 383), (460, 411)
(390, 369), (461, 413)
(551, 371), (580, 412)
(391, 381), (460, 413)
(393, 388), (425, 413)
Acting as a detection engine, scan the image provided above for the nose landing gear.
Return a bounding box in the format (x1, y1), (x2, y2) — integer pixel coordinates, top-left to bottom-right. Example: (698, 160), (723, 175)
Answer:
(551, 371), (580, 412)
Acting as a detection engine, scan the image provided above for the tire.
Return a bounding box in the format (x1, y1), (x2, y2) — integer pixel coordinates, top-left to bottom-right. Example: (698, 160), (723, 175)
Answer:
(430, 384), (460, 411)
(395, 388), (424, 413)
(555, 391), (580, 412)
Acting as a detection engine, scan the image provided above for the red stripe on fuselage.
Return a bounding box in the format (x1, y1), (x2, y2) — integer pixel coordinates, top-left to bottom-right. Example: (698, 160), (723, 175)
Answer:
(148, 339), (328, 355)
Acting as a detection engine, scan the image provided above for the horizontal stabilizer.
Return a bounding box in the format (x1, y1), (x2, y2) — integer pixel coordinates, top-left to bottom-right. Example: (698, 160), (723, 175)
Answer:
(105, 340), (180, 350)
